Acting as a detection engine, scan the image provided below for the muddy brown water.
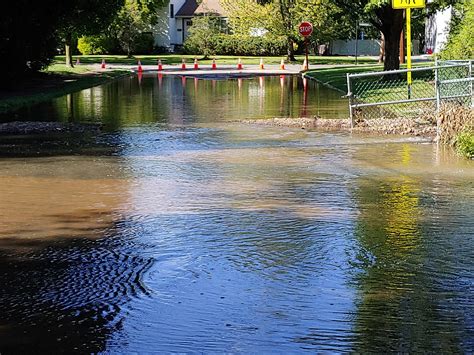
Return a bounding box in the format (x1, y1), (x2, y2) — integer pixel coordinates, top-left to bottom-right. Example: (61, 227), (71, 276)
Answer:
(0, 75), (473, 352)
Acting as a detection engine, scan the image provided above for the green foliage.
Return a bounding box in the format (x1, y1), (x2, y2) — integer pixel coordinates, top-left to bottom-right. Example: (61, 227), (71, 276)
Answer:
(222, 0), (353, 60)
(455, 131), (474, 159)
(186, 34), (287, 56)
(77, 36), (112, 55)
(110, 0), (167, 56)
(134, 33), (155, 54)
(183, 15), (223, 58)
(441, 0), (474, 60)
(0, 0), (64, 84)
(334, 0), (458, 70)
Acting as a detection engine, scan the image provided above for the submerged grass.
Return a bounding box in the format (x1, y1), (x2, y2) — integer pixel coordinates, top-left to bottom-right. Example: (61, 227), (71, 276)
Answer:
(0, 64), (130, 114)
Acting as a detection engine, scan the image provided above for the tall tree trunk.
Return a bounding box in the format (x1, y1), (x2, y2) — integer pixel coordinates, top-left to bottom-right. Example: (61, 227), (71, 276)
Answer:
(65, 33), (74, 68)
(279, 0), (296, 62)
(383, 31), (400, 71)
(376, 6), (404, 72)
(287, 37), (296, 62)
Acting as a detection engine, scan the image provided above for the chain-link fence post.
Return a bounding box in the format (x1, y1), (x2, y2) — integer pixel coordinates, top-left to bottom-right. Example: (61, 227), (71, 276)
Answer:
(469, 60), (473, 107)
(435, 65), (441, 112)
(435, 65), (442, 142)
(346, 73), (354, 128)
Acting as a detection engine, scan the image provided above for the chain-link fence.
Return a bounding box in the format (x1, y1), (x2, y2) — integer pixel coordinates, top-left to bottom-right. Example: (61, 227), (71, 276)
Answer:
(346, 61), (473, 125)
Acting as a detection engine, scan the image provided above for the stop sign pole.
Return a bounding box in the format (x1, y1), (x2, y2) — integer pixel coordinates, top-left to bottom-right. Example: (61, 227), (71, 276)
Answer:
(298, 22), (313, 71)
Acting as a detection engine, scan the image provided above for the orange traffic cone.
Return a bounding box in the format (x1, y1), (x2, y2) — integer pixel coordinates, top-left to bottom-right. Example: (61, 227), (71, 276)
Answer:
(158, 59), (163, 71)
(138, 60), (143, 72)
(194, 58), (199, 70)
(280, 58), (285, 70)
(259, 58), (264, 70)
(101, 59), (106, 69)
(212, 58), (217, 70)
(181, 58), (186, 70)
(75, 58), (80, 65)
(302, 58), (308, 71)
(237, 58), (243, 70)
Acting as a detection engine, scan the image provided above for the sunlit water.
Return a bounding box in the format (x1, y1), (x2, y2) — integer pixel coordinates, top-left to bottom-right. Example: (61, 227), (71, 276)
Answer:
(0, 75), (473, 352)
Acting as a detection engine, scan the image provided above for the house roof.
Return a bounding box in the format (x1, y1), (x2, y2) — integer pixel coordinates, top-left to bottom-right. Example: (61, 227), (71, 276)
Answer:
(175, 0), (198, 17)
(175, 0), (227, 17)
(195, 0), (227, 16)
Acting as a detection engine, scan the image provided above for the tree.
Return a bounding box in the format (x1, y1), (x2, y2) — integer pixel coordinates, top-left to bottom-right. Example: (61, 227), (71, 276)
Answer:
(110, 0), (168, 57)
(441, 0), (474, 59)
(0, 0), (65, 84)
(292, 0), (352, 54)
(221, 0), (274, 37)
(223, 0), (352, 62)
(334, 0), (458, 71)
(57, 0), (123, 67)
(183, 15), (222, 59)
(277, 0), (298, 61)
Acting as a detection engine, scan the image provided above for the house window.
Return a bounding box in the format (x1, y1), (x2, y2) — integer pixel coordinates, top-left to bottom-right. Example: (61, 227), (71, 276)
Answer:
(170, 4), (174, 18)
(186, 20), (193, 26)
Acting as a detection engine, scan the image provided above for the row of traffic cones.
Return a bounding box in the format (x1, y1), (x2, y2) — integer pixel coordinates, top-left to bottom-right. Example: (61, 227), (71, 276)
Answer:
(99, 58), (302, 71)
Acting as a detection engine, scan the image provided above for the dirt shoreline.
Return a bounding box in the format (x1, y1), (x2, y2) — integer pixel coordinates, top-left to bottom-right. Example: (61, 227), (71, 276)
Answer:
(1, 116), (438, 138)
(0, 121), (102, 135)
(240, 117), (437, 139)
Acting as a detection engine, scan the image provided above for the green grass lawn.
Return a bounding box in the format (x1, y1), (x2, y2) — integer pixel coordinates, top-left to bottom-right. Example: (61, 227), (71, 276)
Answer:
(55, 54), (379, 66)
(0, 64), (129, 114)
(304, 62), (435, 93)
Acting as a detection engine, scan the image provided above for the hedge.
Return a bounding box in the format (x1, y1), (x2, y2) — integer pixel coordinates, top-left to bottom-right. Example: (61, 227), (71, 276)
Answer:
(184, 34), (287, 56)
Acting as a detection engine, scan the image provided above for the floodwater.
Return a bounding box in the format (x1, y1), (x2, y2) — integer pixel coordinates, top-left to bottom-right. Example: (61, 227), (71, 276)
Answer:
(0, 75), (473, 353)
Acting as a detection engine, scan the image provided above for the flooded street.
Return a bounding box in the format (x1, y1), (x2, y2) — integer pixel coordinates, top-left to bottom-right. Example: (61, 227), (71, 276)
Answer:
(0, 75), (473, 352)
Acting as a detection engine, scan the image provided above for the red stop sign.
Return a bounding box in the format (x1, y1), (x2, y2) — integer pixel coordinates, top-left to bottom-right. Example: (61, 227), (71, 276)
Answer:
(298, 22), (313, 37)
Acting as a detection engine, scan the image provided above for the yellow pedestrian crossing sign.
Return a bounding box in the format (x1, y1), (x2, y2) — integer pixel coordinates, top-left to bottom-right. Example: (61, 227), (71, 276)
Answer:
(392, 0), (426, 9)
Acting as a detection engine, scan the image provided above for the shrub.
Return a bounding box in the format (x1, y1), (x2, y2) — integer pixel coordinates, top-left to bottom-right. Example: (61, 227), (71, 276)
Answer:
(134, 32), (155, 54)
(456, 131), (474, 158)
(185, 34), (286, 56)
(183, 15), (222, 58)
(77, 35), (114, 55)
(441, 0), (474, 59)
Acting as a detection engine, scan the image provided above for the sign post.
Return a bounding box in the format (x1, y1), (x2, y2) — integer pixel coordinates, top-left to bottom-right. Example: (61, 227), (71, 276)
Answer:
(298, 22), (313, 71)
(392, 0), (426, 97)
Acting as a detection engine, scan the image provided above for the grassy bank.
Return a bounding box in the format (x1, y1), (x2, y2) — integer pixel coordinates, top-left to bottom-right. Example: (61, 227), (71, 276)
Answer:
(0, 64), (130, 114)
(55, 54), (379, 66)
(304, 62), (434, 92)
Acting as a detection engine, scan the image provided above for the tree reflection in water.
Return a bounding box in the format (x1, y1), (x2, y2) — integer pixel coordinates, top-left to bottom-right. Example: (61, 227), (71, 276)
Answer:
(351, 145), (469, 353)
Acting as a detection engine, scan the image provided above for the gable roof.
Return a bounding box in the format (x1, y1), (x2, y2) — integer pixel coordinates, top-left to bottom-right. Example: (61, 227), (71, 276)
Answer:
(195, 0), (226, 16)
(175, 0), (227, 17)
(175, 0), (198, 17)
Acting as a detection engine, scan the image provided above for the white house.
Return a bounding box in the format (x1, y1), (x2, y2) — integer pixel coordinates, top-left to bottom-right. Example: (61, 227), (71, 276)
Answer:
(425, 4), (454, 54)
(153, 0), (227, 51)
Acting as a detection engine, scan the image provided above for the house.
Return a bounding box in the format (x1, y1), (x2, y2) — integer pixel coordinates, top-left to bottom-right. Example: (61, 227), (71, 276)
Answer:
(425, 5), (453, 54)
(153, 0), (227, 51)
